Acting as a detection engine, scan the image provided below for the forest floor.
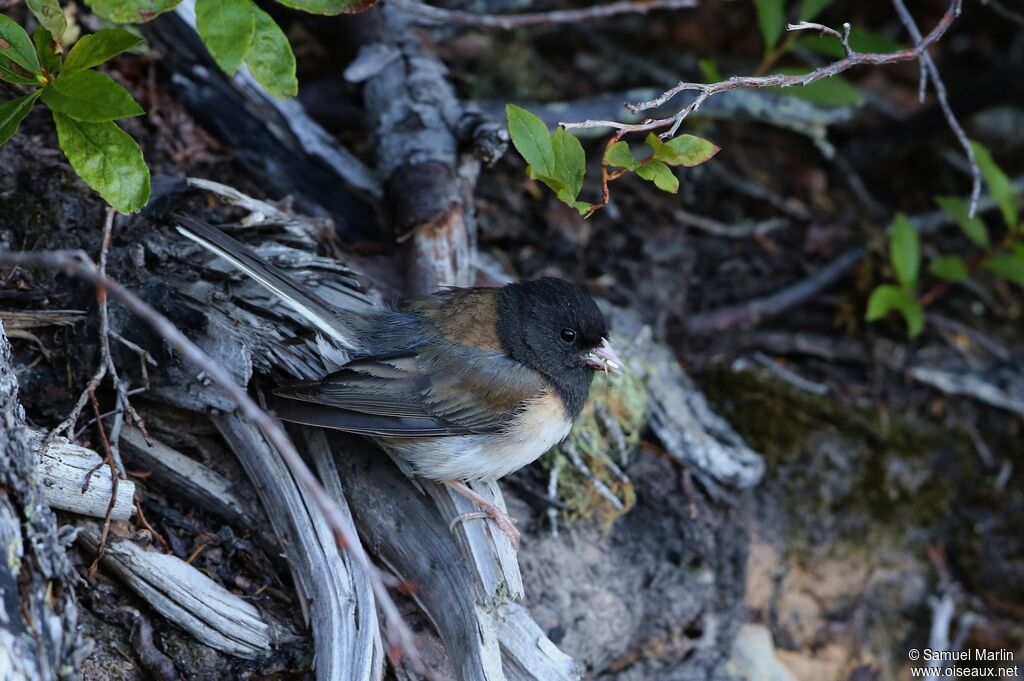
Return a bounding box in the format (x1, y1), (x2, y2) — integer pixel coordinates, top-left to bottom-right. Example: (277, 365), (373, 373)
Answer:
(1, 0), (1022, 680)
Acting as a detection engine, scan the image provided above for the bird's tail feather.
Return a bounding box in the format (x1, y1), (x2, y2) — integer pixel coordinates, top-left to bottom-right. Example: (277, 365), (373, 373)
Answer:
(174, 214), (362, 352)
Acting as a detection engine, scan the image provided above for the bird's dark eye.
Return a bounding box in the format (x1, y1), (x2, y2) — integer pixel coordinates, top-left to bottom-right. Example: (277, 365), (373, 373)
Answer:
(559, 328), (577, 344)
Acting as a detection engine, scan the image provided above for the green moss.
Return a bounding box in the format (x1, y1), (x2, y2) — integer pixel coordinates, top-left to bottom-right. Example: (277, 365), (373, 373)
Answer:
(543, 353), (648, 527)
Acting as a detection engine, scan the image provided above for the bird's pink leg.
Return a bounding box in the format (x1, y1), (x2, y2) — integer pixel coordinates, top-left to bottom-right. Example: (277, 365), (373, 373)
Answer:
(446, 480), (521, 548)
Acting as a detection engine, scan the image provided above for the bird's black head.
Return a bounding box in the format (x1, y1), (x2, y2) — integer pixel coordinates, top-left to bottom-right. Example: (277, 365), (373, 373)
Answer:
(495, 278), (617, 419)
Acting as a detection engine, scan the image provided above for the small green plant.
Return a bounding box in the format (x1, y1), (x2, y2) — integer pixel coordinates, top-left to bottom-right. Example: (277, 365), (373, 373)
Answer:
(866, 140), (1023, 337)
(1, 11), (149, 212)
(2, 0), (382, 213)
(505, 104), (720, 216)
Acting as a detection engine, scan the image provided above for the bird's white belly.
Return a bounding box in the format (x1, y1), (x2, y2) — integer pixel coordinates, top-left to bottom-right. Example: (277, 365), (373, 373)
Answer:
(386, 392), (572, 483)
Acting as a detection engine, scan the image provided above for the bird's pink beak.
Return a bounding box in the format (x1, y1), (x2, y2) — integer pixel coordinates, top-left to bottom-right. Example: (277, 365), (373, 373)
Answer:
(585, 337), (623, 374)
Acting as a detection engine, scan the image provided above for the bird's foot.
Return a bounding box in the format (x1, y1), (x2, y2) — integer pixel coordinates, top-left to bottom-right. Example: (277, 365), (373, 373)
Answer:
(446, 481), (521, 548)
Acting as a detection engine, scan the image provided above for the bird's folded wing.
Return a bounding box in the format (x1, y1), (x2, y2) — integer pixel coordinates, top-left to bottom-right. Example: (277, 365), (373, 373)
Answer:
(271, 349), (546, 437)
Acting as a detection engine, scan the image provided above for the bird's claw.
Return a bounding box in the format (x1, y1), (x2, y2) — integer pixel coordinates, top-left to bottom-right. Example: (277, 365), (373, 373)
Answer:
(450, 509), (521, 548)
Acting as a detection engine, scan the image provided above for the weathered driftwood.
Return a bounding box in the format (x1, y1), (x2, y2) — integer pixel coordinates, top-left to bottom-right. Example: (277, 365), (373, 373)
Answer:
(0, 323), (85, 679)
(120, 425), (247, 524)
(496, 603), (580, 681)
(303, 428), (385, 681)
(76, 523), (274, 658)
(211, 412), (379, 681)
(32, 432), (136, 521)
(908, 363), (1024, 417)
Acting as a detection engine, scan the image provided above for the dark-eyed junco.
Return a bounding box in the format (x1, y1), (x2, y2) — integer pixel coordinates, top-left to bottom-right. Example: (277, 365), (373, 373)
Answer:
(175, 216), (621, 545)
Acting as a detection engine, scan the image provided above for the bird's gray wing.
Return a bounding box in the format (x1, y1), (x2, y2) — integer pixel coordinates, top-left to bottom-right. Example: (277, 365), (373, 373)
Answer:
(271, 347), (547, 437)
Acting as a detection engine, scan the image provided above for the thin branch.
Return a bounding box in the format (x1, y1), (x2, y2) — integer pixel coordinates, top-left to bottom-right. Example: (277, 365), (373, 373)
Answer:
(389, 0), (696, 30)
(787, 21), (852, 56)
(891, 0), (981, 217)
(684, 248), (865, 335)
(0, 248), (426, 675)
(562, 0), (960, 140)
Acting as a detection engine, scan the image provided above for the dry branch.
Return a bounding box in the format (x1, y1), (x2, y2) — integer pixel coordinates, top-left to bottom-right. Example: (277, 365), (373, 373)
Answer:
(33, 432), (136, 521)
(77, 523), (276, 658)
(119, 426), (248, 523)
(684, 248), (865, 335)
(562, 0), (961, 139)
(391, 0), (696, 30)
(891, 0), (980, 216)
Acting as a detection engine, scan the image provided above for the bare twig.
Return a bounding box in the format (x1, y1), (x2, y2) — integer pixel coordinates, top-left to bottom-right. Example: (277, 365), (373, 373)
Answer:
(390, 0), (696, 30)
(891, 0), (981, 217)
(787, 21), (852, 56)
(0, 249), (426, 674)
(684, 248), (865, 335)
(562, 1), (960, 141)
(86, 389), (121, 578)
(982, 0), (1024, 26)
(675, 208), (787, 240)
(547, 459), (561, 538)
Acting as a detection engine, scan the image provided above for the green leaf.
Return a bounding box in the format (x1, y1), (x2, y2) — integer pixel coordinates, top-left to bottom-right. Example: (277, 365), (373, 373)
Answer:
(865, 284), (924, 337)
(273, 0), (378, 15)
(64, 29), (144, 72)
(647, 132), (720, 167)
(0, 58), (40, 85)
(196, 0), (255, 76)
(970, 140), (1019, 229)
(506, 104), (556, 180)
(85, 0), (180, 23)
(570, 200), (592, 216)
(244, 7), (297, 99)
(0, 14), (42, 76)
(698, 57), (722, 83)
(636, 160), (679, 193)
(928, 255), (968, 283)
(934, 195), (989, 247)
(551, 127), (585, 201)
(0, 91), (42, 146)
(26, 0), (67, 41)
(985, 253), (1024, 287)
(41, 69), (144, 121)
(53, 113), (150, 213)
(798, 0), (833, 21)
(797, 29), (903, 58)
(753, 0), (786, 50)
(606, 141), (636, 170)
(899, 298), (924, 337)
(770, 68), (863, 105)
(865, 284), (901, 320)
(889, 213), (919, 290)
(33, 27), (61, 75)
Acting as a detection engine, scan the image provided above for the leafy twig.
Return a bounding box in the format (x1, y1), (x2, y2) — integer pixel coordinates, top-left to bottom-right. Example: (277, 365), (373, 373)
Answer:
(561, 0), (961, 140)
(0, 248), (427, 675)
(389, 0), (697, 30)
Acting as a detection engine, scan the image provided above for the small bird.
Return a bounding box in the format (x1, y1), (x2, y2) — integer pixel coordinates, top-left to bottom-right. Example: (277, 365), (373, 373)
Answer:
(175, 216), (622, 546)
